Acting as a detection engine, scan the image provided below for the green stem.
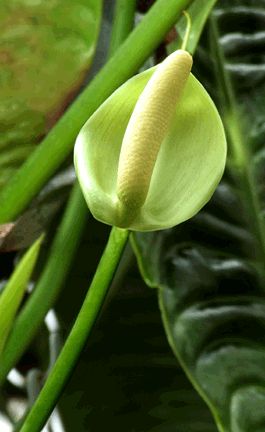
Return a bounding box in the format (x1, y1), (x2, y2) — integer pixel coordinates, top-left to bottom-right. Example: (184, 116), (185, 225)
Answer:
(6, 0), (136, 427)
(0, 0), (193, 225)
(181, 10), (192, 51)
(18, 227), (129, 432)
(108, 0), (138, 58)
(0, 182), (88, 386)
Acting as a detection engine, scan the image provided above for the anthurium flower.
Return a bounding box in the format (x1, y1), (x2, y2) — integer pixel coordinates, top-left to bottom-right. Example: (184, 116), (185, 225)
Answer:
(74, 50), (227, 231)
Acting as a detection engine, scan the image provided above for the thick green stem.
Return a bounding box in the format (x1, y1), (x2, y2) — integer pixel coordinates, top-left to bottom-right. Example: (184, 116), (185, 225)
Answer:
(4, 0), (136, 427)
(108, 0), (138, 57)
(18, 227), (129, 432)
(0, 182), (88, 386)
(0, 0), (193, 225)
(0, 0), (140, 385)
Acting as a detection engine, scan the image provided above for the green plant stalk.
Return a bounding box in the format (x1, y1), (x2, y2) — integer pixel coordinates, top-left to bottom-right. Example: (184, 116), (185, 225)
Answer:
(167, 0), (219, 55)
(181, 10), (192, 51)
(2, 0), (136, 411)
(108, 0), (138, 57)
(210, 15), (265, 265)
(18, 227), (129, 432)
(0, 182), (88, 386)
(0, 0), (193, 225)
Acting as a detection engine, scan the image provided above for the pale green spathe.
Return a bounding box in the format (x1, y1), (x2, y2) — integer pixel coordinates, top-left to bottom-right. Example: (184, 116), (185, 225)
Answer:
(74, 61), (227, 231)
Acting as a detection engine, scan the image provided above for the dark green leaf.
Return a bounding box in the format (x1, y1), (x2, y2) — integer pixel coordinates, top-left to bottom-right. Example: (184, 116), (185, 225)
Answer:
(132, 1), (265, 431)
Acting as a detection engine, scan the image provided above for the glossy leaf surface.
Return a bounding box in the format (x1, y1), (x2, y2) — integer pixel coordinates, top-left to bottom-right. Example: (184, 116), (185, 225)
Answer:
(132, 0), (265, 431)
(131, 180), (265, 432)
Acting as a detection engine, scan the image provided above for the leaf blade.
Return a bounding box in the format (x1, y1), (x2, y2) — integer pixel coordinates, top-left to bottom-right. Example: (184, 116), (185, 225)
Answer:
(0, 234), (44, 358)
